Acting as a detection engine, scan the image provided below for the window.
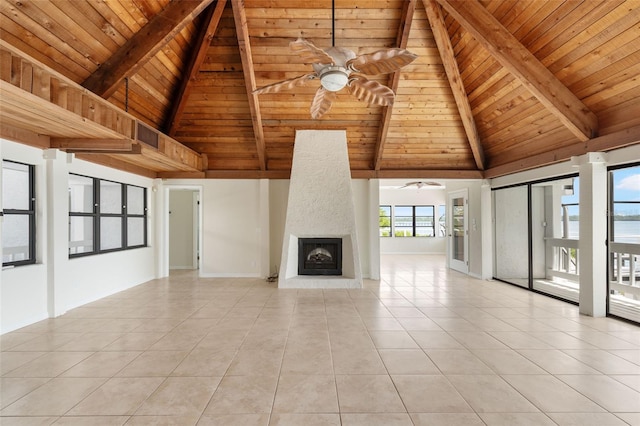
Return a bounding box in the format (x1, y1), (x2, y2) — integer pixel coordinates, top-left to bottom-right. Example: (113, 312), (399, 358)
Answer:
(415, 205), (435, 236)
(379, 205), (391, 237)
(394, 205), (435, 237)
(2, 160), (36, 266)
(610, 165), (640, 244)
(69, 174), (147, 257)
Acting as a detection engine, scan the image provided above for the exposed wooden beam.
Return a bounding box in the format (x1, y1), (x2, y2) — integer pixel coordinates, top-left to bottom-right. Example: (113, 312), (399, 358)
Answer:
(424, 0), (485, 170)
(82, 0), (215, 99)
(65, 145), (143, 155)
(373, 0), (416, 171)
(50, 138), (134, 152)
(157, 170), (290, 179)
(484, 125), (640, 179)
(165, 0), (228, 136)
(231, 0), (266, 171)
(159, 168), (485, 180)
(437, 0), (598, 142)
(353, 169), (484, 179)
(0, 123), (49, 149)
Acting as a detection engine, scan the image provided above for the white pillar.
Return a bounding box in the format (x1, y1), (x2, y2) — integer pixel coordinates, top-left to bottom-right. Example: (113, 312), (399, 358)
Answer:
(44, 149), (70, 317)
(574, 152), (608, 317)
(258, 179), (270, 278)
(368, 179), (381, 280)
(480, 180), (493, 280)
(153, 179), (168, 278)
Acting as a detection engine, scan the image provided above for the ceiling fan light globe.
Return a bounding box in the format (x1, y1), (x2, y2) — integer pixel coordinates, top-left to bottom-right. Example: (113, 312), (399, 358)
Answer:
(320, 70), (349, 92)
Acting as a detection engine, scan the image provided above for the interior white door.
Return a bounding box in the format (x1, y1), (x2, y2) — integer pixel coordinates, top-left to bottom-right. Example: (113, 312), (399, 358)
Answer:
(448, 189), (469, 274)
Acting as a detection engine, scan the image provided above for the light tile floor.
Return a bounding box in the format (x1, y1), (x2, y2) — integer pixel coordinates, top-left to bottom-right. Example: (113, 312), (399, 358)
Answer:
(1, 254), (639, 425)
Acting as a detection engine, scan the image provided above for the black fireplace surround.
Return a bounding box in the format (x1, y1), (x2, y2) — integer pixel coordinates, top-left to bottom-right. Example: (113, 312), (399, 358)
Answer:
(298, 238), (342, 276)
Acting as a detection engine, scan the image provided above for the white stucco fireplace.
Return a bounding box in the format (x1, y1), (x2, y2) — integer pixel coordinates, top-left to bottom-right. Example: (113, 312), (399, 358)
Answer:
(278, 130), (363, 289)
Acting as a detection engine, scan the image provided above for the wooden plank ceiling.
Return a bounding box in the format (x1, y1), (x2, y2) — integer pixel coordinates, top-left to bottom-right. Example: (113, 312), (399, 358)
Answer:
(1, 0), (639, 179)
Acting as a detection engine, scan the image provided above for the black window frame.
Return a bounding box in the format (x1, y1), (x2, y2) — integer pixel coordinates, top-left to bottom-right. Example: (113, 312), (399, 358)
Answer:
(394, 205), (436, 237)
(2, 160), (36, 267)
(69, 173), (147, 258)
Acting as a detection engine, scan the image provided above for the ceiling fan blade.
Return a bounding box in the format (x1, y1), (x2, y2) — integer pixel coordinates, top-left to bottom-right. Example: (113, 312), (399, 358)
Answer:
(347, 48), (417, 75)
(400, 181), (442, 189)
(290, 38), (334, 65)
(348, 75), (395, 106)
(253, 73), (316, 95)
(310, 87), (336, 119)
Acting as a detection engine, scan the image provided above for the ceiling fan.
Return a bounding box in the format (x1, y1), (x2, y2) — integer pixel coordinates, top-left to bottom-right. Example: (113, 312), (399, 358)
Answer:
(253, 4), (417, 119)
(400, 181), (442, 189)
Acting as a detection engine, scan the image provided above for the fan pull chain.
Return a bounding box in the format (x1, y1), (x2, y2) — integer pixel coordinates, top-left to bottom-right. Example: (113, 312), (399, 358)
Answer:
(124, 77), (129, 112)
(331, 0), (335, 47)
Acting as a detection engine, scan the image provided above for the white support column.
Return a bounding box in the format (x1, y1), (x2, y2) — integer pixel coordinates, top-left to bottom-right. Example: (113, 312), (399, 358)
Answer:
(44, 148), (70, 317)
(153, 178), (167, 278)
(258, 178), (270, 279)
(368, 178), (381, 280)
(574, 152), (608, 317)
(480, 180), (493, 280)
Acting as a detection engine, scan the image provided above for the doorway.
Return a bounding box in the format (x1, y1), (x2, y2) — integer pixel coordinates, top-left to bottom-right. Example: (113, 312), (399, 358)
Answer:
(448, 189), (469, 274)
(168, 188), (200, 270)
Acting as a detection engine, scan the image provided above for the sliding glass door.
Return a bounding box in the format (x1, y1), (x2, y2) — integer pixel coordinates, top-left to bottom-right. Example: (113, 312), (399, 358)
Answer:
(494, 186), (529, 288)
(608, 164), (640, 322)
(530, 176), (580, 302)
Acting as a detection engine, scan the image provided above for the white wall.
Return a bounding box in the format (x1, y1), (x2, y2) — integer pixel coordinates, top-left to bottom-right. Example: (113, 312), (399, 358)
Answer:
(352, 179), (374, 279)
(269, 180), (288, 277)
(163, 179), (268, 278)
(379, 182), (447, 254)
(1, 139), (156, 334)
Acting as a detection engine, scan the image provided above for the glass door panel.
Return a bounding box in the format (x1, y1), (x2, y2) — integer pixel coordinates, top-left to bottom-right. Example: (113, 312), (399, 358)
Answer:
(494, 186), (529, 288)
(608, 165), (640, 323)
(448, 190), (468, 273)
(531, 177), (580, 302)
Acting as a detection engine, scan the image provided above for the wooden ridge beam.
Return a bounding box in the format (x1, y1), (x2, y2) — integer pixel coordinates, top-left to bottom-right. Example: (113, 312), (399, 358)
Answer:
(484, 125), (640, 179)
(437, 0), (598, 142)
(166, 0), (228, 136)
(424, 0), (485, 170)
(232, 0), (266, 171)
(83, 0), (215, 99)
(373, 0), (416, 171)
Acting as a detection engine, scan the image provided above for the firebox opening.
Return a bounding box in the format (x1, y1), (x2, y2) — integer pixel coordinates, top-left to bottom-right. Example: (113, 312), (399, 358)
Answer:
(298, 238), (342, 276)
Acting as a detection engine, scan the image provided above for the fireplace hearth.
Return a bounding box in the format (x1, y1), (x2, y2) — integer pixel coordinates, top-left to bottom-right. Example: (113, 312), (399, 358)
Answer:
(298, 238), (342, 276)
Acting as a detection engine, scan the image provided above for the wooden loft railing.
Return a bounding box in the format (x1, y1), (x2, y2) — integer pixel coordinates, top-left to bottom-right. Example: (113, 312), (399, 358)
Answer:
(0, 40), (206, 177)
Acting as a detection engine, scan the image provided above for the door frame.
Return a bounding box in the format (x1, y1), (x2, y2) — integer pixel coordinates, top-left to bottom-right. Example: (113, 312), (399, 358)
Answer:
(162, 185), (203, 277)
(448, 188), (469, 274)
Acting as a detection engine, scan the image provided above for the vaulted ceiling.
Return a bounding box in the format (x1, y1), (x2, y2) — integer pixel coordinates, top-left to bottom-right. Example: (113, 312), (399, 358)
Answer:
(1, 0), (639, 179)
